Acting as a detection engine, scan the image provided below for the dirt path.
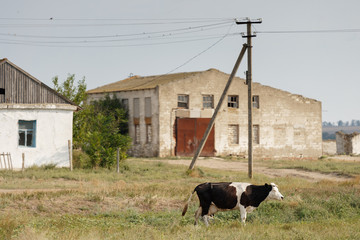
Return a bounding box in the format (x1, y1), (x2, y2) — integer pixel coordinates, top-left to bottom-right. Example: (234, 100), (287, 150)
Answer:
(153, 158), (353, 182)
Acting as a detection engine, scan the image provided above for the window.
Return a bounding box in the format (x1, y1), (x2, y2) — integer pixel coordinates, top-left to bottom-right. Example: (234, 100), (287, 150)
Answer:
(121, 99), (129, 110)
(202, 95), (214, 109)
(0, 88), (4, 94)
(253, 125), (260, 144)
(134, 124), (140, 144)
(133, 98), (140, 118)
(145, 97), (152, 117)
(146, 124), (152, 143)
(177, 95), (189, 109)
(228, 95), (239, 108)
(18, 120), (36, 147)
(252, 95), (259, 109)
(228, 125), (239, 144)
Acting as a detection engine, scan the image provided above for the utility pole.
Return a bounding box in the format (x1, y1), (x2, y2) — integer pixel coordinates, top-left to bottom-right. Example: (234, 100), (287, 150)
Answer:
(189, 44), (248, 170)
(236, 18), (262, 179)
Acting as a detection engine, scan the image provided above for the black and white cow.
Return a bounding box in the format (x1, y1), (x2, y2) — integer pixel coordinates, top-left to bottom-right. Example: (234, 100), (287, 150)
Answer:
(182, 182), (284, 226)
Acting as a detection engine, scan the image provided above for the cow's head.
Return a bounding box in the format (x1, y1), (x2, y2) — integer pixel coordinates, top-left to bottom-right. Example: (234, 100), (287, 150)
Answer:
(266, 183), (284, 200)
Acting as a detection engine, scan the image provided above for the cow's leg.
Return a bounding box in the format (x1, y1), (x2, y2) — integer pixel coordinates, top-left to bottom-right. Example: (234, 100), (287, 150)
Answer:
(207, 204), (218, 224)
(194, 207), (202, 226)
(203, 215), (210, 227)
(240, 205), (247, 224)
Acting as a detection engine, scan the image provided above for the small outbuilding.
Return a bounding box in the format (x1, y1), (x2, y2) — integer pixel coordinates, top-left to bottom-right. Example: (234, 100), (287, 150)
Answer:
(0, 58), (78, 169)
(336, 131), (360, 155)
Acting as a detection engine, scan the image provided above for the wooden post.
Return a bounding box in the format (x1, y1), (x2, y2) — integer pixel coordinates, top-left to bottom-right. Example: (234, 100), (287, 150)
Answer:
(6, 153), (12, 170)
(3, 152), (7, 170)
(8, 153), (13, 170)
(116, 148), (120, 173)
(22, 153), (25, 172)
(189, 44), (248, 170)
(0, 153), (3, 169)
(236, 18), (262, 179)
(68, 140), (73, 171)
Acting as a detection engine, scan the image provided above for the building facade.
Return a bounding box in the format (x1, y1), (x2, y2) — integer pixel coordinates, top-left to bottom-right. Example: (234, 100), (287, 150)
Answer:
(0, 58), (78, 168)
(88, 68), (322, 159)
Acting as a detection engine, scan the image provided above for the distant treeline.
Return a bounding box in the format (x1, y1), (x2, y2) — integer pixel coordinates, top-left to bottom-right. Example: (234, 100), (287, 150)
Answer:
(322, 120), (360, 127)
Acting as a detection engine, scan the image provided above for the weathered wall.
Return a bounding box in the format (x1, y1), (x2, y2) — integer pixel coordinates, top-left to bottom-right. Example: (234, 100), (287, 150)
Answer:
(336, 131), (360, 155)
(0, 104), (75, 168)
(87, 88), (159, 157)
(158, 69), (322, 158)
(322, 140), (336, 155)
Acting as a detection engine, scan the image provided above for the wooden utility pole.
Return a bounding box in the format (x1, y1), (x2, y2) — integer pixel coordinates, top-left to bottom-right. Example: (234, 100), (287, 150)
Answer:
(189, 44), (248, 170)
(236, 18), (262, 179)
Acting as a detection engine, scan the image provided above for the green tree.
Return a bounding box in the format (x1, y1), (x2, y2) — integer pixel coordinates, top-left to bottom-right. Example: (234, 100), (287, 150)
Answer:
(53, 75), (131, 169)
(82, 95), (131, 168)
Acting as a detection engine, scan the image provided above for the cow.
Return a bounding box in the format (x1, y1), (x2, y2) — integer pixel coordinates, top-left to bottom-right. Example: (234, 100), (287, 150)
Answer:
(182, 182), (284, 226)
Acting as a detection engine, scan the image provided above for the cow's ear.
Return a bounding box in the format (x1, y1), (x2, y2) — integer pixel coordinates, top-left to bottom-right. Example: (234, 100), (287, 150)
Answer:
(265, 183), (268, 187)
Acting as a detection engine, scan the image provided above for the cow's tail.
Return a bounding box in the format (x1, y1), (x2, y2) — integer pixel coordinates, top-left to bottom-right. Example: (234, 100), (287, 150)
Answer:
(182, 189), (196, 216)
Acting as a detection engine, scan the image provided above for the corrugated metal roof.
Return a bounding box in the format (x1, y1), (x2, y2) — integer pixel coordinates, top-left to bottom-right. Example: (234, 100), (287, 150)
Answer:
(87, 70), (209, 94)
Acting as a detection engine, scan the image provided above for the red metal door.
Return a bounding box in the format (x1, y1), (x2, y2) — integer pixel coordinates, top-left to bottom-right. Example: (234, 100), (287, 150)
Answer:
(176, 118), (215, 157)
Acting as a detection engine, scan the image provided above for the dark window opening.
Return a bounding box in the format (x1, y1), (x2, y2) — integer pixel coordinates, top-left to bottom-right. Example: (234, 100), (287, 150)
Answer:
(0, 88), (5, 94)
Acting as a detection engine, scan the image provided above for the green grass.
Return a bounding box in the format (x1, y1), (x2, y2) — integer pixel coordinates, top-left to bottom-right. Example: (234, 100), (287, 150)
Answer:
(0, 158), (360, 239)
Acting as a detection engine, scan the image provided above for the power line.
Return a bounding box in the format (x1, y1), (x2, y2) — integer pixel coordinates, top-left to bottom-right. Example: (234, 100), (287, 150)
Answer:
(0, 22), (232, 39)
(256, 28), (360, 34)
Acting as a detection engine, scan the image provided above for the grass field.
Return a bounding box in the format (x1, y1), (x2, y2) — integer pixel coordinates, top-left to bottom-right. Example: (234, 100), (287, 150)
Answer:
(0, 158), (360, 240)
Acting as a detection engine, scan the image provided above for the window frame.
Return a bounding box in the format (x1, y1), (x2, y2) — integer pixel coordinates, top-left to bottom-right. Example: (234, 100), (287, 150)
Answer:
(227, 95), (239, 108)
(18, 120), (36, 148)
(202, 94), (214, 109)
(252, 95), (260, 109)
(228, 124), (239, 145)
(177, 94), (189, 109)
(253, 124), (260, 144)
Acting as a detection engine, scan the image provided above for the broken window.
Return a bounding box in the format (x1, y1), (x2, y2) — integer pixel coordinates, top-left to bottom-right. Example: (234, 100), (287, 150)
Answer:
(252, 95), (259, 109)
(228, 124), (239, 144)
(202, 95), (214, 109)
(178, 95), (189, 109)
(253, 125), (260, 144)
(228, 95), (239, 108)
(18, 120), (36, 147)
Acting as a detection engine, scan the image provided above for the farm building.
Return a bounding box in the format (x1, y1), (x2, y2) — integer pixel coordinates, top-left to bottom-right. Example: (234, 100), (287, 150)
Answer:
(0, 58), (78, 169)
(87, 68), (322, 159)
(336, 131), (360, 155)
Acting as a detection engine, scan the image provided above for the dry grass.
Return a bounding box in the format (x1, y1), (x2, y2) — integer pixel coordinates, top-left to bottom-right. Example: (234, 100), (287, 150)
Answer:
(0, 158), (360, 239)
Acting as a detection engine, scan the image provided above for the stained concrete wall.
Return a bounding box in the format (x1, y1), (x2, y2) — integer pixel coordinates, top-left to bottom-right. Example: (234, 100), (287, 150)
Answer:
(0, 104), (76, 168)
(158, 69), (322, 158)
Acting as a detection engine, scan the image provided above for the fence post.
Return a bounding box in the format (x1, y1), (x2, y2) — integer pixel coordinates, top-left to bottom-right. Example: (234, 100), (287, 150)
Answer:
(22, 153), (25, 172)
(116, 148), (120, 174)
(68, 140), (73, 171)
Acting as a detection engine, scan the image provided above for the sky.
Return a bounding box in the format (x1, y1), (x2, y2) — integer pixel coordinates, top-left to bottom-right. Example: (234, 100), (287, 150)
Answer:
(1, 0), (359, 123)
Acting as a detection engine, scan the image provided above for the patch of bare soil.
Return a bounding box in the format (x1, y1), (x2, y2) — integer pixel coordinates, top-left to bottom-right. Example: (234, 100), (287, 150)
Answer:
(154, 158), (353, 182)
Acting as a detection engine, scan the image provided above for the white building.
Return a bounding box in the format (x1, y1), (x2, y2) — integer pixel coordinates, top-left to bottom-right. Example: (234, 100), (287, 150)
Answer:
(0, 58), (78, 169)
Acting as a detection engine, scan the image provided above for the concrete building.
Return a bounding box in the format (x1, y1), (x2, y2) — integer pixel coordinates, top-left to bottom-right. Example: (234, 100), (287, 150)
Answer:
(336, 131), (360, 155)
(87, 68), (322, 159)
(0, 58), (78, 168)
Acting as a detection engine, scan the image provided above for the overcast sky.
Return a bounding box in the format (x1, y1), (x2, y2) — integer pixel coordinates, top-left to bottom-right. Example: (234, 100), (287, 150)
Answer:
(1, 0), (359, 123)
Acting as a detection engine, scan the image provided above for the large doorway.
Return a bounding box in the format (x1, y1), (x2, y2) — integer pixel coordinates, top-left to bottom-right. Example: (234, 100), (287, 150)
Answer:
(175, 118), (215, 157)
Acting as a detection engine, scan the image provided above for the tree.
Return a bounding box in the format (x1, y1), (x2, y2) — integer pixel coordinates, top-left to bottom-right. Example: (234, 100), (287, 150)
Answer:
(53, 75), (131, 169)
(81, 95), (131, 168)
(53, 74), (87, 106)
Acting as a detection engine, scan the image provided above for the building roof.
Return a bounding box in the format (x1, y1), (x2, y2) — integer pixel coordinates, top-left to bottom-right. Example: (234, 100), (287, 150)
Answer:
(0, 58), (80, 110)
(87, 69), (211, 94)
